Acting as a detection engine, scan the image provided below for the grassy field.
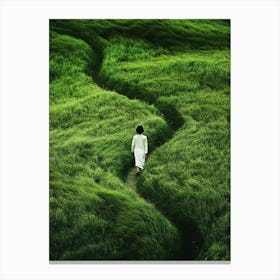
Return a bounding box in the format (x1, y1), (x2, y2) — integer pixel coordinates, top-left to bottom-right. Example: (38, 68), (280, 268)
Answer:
(50, 19), (230, 260)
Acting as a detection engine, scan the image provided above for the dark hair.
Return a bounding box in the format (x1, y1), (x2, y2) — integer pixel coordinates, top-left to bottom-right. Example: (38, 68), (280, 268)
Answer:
(136, 125), (144, 134)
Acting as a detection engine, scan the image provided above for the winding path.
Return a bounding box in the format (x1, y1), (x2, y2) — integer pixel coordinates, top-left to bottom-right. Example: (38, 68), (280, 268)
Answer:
(52, 28), (202, 259)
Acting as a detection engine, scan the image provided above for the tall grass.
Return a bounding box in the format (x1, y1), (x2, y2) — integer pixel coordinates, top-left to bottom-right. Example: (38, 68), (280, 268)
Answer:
(49, 31), (182, 260)
(50, 19), (231, 260)
(50, 19), (230, 51)
(95, 26), (230, 260)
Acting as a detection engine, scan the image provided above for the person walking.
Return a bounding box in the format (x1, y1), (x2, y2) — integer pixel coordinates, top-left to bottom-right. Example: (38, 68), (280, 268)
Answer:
(131, 125), (148, 176)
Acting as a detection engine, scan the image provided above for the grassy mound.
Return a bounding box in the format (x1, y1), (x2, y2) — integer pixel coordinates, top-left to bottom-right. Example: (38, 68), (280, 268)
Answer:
(49, 31), (182, 260)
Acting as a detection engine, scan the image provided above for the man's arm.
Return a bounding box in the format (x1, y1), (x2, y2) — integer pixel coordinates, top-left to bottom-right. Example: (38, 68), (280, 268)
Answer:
(144, 136), (148, 154)
(131, 136), (135, 152)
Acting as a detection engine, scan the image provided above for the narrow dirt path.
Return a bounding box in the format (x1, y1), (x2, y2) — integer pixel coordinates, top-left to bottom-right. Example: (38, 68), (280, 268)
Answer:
(125, 167), (138, 191)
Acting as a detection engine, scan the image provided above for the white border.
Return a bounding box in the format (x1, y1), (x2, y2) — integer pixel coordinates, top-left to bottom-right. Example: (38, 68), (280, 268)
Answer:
(0, 0), (279, 279)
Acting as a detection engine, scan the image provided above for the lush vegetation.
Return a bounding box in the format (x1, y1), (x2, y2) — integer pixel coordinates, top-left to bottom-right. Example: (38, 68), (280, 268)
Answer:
(99, 37), (230, 259)
(50, 19), (230, 260)
(49, 31), (181, 260)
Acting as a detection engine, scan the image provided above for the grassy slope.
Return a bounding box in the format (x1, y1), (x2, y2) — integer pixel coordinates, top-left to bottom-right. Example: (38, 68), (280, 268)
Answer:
(50, 19), (230, 260)
(95, 24), (230, 260)
(49, 31), (182, 260)
(50, 19), (230, 51)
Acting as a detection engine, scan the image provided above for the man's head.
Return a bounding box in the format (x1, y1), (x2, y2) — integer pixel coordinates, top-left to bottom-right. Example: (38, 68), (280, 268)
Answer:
(136, 125), (144, 134)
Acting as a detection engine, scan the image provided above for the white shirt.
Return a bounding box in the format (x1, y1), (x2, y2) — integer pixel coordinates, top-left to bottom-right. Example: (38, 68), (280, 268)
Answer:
(131, 134), (148, 154)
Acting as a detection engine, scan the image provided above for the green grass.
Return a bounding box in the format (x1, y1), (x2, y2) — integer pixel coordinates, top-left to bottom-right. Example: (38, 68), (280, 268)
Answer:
(96, 26), (230, 260)
(50, 19), (230, 260)
(50, 19), (230, 51)
(49, 31), (182, 260)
